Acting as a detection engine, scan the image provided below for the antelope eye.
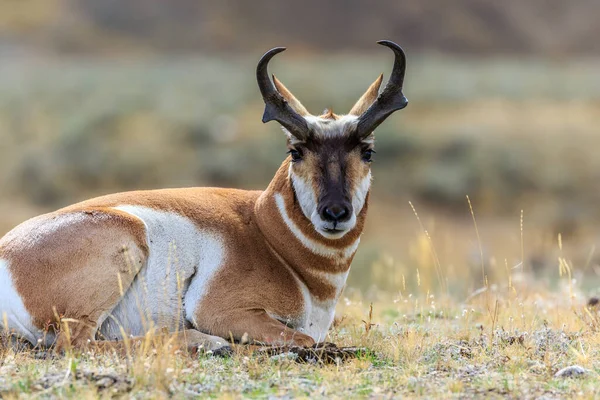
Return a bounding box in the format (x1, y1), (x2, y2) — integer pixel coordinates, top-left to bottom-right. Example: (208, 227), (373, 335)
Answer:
(288, 149), (302, 162)
(362, 149), (375, 162)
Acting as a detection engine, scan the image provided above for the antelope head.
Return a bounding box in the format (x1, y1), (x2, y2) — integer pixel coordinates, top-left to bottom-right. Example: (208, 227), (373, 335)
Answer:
(257, 41), (408, 239)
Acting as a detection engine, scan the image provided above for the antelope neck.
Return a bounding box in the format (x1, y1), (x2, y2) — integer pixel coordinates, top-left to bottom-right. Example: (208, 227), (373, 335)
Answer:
(253, 160), (367, 301)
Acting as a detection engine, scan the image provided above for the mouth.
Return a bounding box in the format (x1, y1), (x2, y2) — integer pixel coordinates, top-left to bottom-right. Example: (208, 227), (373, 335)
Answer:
(311, 215), (356, 239)
(318, 225), (349, 239)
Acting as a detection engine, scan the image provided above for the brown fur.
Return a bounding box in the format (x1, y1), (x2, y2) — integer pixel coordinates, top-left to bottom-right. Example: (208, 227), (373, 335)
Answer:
(1, 208), (148, 346)
(0, 71), (384, 351)
(0, 161), (362, 347)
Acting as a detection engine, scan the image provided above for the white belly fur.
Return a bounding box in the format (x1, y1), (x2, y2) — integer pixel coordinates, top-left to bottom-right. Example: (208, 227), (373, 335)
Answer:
(0, 259), (47, 345)
(99, 206), (224, 340)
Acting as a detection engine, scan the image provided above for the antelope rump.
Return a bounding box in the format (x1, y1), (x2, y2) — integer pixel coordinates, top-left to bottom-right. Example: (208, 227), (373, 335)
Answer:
(0, 41), (408, 353)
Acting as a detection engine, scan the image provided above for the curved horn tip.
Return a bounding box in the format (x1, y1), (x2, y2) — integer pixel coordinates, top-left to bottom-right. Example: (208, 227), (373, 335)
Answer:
(257, 47), (288, 73)
(260, 47), (287, 58)
(376, 40), (405, 54)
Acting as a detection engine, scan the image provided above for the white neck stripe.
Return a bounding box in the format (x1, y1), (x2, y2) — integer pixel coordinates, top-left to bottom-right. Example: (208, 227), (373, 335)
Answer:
(274, 193), (359, 259)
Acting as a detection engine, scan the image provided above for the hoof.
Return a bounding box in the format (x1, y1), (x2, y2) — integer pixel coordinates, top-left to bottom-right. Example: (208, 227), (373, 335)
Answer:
(210, 345), (233, 358)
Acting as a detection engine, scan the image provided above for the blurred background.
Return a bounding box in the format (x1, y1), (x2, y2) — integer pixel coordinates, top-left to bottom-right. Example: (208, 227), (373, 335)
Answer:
(1, 0), (599, 296)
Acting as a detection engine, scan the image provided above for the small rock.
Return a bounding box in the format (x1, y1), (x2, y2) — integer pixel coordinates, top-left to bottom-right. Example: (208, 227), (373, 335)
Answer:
(270, 352), (299, 361)
(554, 365), (587, 378)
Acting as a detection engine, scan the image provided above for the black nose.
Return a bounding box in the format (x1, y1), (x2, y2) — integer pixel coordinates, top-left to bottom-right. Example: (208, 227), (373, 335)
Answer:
(321, 204), (350, 222)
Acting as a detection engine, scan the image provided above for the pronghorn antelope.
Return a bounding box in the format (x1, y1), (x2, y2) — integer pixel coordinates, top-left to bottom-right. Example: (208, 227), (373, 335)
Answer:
(0, 41), (407, 353)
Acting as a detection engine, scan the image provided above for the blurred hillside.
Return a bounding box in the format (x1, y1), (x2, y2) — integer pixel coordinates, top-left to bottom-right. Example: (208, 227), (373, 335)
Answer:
(2, 0), (600, 56)
(1, 1), (600, 292)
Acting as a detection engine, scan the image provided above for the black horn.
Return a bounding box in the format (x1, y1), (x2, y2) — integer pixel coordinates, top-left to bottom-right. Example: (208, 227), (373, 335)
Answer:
(355, 40), (408, 139)
(257, 47), (310, 140)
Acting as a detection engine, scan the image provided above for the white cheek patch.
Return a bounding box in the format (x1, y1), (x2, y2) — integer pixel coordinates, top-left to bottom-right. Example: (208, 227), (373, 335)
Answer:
(352, 170), (372, 216)
(289, 164), (318, 222)
(289, 166), (353, 239)
(289, 162), (371, 240)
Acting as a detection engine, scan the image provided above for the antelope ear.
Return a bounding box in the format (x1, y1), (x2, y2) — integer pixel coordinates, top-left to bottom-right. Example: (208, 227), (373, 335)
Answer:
(348, 74), (383, 116)
(272, 75), (310, 116)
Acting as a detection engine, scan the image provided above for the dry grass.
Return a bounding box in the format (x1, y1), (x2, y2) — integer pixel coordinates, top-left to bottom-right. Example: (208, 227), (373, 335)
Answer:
(2, 247), (600, 399)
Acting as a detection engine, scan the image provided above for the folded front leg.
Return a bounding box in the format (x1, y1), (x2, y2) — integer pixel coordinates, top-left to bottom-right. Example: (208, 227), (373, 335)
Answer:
(207, 309), (315, 347)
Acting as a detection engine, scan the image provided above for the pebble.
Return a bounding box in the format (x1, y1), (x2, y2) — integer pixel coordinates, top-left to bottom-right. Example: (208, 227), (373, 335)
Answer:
(554, 365), (587, 378)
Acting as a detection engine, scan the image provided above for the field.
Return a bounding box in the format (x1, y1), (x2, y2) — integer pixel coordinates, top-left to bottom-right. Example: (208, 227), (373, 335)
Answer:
(2, 282), (600, 398)
(1, 55), (600, 398)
